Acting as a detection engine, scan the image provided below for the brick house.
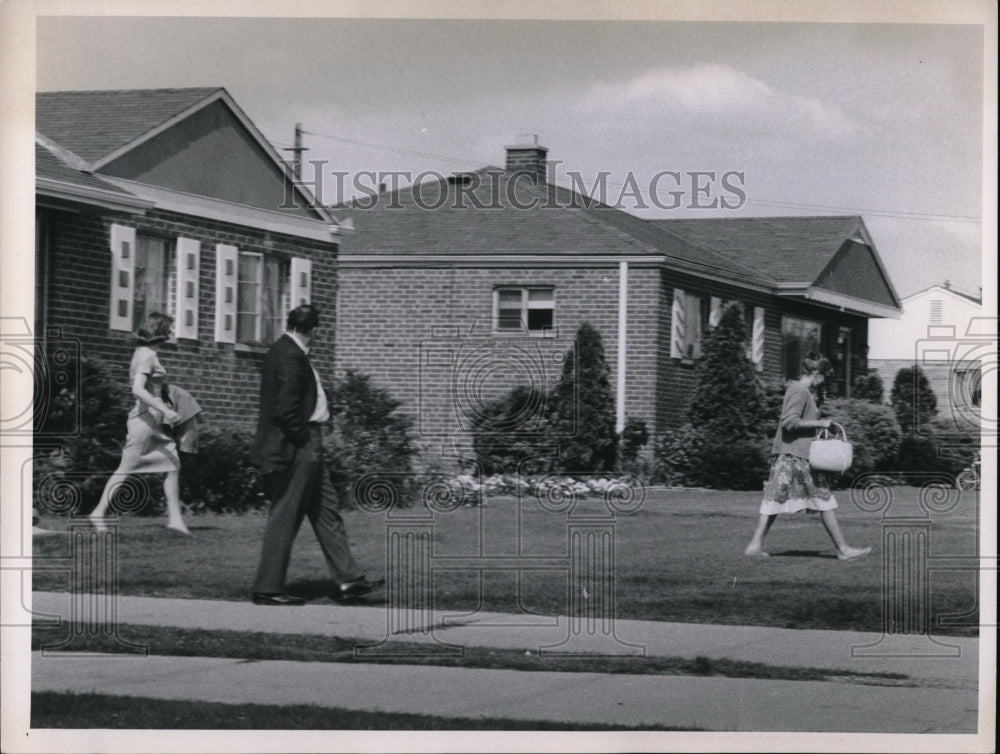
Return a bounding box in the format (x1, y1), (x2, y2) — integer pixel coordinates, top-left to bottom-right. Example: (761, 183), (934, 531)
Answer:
(35, 88), (341, 432)
(334, 137), (902, 464)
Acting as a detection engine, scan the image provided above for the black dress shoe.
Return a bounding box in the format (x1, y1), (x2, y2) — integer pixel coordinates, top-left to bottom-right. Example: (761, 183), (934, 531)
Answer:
(336, 577), (384, 600)
(251, 592), (306, 606)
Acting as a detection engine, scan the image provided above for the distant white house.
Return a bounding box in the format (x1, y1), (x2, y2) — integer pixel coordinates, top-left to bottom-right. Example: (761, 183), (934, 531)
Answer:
(868, 284), (983, 431)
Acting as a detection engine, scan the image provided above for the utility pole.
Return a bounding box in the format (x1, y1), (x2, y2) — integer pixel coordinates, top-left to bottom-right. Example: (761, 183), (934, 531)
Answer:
(283, 123), (308, 179)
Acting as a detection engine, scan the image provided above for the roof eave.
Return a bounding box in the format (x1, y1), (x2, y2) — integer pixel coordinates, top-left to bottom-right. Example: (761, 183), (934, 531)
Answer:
(778, 285), (902, 318)
(101, 176), (339, 243)
(36, 177), (153, 214)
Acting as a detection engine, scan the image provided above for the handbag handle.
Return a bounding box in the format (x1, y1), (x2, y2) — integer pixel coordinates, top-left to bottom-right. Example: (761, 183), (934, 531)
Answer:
(816, 421), (847, 441)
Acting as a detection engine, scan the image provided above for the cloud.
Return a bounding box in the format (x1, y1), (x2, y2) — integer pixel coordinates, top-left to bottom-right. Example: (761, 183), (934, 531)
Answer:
(582, 63), (862, 139)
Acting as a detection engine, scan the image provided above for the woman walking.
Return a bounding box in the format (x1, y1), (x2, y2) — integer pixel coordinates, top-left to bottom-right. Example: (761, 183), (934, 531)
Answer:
(744, 353), (870, 560)
(89, 312), (190, 534)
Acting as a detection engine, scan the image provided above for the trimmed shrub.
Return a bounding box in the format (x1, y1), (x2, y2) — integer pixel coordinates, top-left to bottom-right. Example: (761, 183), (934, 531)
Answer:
(823, 398), (901, 486)
(852, 370), (885, 404)
(688, 303), (766, 439)
(178, 425), (265, 514)
(655, 304), (770, 490)
(470, 383), (552, 476)
(896, 416), (979, 482)
(652, 424), (704, 487)
(891, 365), (938, 434)
(33, 355), (132, 514)
(758, 377), (787, 444)
(619, 416), (650, 466)
(547, 322), (617, 473)
(324, 370), (418, 508)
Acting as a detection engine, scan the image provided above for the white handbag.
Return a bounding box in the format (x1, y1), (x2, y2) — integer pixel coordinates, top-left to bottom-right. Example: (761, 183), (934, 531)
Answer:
(809, 422), (853, 474)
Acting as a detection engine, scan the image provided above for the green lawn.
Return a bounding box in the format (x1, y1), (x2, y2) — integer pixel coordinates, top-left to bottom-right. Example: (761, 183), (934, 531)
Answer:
(31, 692), (698, 730)
(33, 486), (980, 635)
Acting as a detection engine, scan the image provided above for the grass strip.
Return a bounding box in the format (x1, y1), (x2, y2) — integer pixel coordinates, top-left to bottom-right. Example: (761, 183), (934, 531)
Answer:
(32, 623), (912, 686)
(31, 691), (699, 730)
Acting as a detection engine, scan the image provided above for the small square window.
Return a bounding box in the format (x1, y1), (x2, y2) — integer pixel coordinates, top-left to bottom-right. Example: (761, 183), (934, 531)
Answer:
(495, 287), (554, 334)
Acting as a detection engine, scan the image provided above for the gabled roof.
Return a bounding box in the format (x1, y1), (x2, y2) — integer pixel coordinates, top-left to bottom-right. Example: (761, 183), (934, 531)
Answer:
(35, 87), (335, 229)
(655, 215), (902, 316)
(36, 88), (224, 165)
(652, 216), (865, 285)
(903, 284), (982, 306)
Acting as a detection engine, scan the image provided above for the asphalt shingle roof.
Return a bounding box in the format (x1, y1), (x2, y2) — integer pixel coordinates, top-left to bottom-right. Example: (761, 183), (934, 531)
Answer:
(36, 88), (223, 164)
(652, 216), (864, 285)
(340, 169), (771, 283)
(35, 142), (137, 197)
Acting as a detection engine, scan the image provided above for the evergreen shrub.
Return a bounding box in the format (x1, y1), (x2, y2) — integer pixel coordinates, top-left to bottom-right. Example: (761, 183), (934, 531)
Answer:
(890, 365), (938, 434)
(852, 370), (885, 404)
(324, 370), (418, 508)
(823, 398), (901, 486)
(547, 322), (618, 473)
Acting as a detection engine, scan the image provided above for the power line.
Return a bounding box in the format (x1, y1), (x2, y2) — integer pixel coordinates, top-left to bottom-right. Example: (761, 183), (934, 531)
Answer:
(271, 127), (983, 224)
(300, 129), (483, 169)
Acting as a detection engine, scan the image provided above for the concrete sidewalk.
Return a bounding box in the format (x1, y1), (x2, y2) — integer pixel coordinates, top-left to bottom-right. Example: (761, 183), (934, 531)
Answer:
(30, 652), (978, 732)
(28, 591), (983, 732)
(30, 591), (979, 685)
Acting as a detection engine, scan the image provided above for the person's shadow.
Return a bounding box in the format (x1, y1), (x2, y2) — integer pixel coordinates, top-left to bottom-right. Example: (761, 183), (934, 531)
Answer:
(286, 578), (386, 604)
(768, 549), (838, 559)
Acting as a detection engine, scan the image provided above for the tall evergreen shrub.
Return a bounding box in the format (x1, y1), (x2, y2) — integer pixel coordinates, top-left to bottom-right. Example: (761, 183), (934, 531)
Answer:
(547, 322), (617, 473)
(891, 365), (938, 434)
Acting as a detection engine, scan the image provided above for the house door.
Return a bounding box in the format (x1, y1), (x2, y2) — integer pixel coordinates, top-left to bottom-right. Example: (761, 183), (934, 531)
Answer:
(830, 326), (852, 397)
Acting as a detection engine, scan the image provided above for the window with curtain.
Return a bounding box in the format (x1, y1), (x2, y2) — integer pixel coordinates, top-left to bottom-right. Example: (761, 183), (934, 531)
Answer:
(237, 252), (289, 343)
(782, 315), (823, 379)
(134, 234), (176, 329)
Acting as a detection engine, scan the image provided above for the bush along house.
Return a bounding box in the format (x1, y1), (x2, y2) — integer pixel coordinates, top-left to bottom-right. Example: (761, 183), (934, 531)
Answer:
(334, 136), (902, 466)
(34, 88), (341, 436)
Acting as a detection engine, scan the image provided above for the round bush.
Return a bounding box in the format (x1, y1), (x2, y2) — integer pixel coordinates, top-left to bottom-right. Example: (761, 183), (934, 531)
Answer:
(823, 398), (901, 486)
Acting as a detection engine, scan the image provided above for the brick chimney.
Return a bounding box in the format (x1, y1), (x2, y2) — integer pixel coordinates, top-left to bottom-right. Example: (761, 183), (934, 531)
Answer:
(505, 134), (549, 184)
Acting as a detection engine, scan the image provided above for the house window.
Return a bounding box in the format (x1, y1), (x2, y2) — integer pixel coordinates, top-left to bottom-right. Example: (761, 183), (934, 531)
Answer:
(237, 252), (290, 343)
(670, 289), (706, 359)
(782, 315), (823, 379)
(134, 234), (176, 328)
(494, 287), (554, 334)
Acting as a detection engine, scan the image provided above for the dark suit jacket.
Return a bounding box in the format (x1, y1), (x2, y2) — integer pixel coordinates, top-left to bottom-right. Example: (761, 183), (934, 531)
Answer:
(252, 334), (318, 472)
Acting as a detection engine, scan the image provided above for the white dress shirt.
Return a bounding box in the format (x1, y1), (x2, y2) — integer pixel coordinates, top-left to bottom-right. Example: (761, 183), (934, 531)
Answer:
(286, 331), (330, 424)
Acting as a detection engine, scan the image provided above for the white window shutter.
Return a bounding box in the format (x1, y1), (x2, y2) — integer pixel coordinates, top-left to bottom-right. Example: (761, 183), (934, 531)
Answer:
(670, 288), (686, 358)
(175, 237), (200, 340)
(689, 294), (703, 359)
(108, 224), (135, 331)
(215, 244), (238, 343)
(709, 297), (723, 329)
(752, 306), (766, 371)
(290, 257), (312, 307)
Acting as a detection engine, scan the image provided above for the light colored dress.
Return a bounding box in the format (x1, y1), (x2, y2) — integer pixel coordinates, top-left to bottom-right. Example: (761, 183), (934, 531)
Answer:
(759, 382), (837, 515)
(117, 347), (180, 473)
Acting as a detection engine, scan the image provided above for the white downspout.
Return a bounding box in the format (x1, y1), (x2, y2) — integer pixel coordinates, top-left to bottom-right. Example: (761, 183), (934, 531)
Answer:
(616, 260), (628, 435)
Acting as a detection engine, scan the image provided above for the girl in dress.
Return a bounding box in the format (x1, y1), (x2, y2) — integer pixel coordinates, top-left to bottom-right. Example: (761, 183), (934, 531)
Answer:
(744, 353), (870, 560)
(89, 313), (190, 534)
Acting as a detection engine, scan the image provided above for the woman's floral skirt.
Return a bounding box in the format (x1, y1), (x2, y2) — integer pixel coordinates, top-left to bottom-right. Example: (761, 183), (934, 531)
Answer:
(759, 454), (837, 515)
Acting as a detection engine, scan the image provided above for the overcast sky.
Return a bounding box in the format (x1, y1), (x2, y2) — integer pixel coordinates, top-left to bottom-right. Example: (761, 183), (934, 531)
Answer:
(34, 14), (989, 298)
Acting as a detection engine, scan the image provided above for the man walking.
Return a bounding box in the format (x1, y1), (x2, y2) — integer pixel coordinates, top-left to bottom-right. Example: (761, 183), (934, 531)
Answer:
(250, 304), (380, 605)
